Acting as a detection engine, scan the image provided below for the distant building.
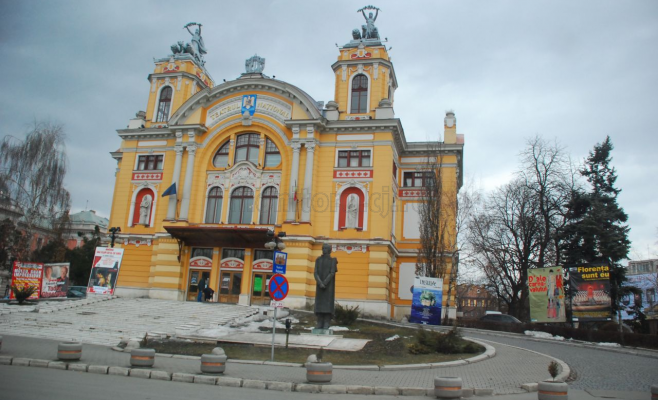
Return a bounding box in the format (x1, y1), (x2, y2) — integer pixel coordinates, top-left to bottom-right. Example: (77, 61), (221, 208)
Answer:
(627, 259), (658, 275)
(65, 210), (109, 249)
(456, 284), (498, 319)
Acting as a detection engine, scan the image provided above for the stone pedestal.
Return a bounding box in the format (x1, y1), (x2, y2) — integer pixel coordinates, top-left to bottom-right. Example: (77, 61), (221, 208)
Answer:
(311, 328), (333, 335)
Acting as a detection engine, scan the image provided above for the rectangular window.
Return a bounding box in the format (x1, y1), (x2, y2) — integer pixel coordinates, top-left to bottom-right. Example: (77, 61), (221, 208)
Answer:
(254, 249), (274, 261)
(337, 150), (371, 167)
(136, 155), (164, 171)
(191, 248), (213, 259)
(403, 171), (434, 187)
(221, 248), (245, 260)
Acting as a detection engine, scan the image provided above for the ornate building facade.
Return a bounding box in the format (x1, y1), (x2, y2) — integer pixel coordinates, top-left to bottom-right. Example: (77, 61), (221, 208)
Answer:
(108, 12), (464, 319)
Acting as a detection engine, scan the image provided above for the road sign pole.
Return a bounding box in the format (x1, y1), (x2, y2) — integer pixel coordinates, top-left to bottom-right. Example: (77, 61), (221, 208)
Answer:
(270, 306), (278, 362)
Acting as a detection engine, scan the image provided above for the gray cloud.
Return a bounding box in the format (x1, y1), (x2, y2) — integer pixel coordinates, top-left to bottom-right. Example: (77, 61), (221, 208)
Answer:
(1, 0), (656, 257)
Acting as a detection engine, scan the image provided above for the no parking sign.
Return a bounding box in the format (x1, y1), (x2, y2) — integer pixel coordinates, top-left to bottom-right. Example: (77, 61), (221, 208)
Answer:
(268, 274), (289, 301)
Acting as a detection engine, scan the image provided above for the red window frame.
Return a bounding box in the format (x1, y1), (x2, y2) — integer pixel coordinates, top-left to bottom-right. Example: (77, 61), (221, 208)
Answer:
(234, 133), (260, 165)
(403, 171), (434, 187)
(350, 74), (368, 114)
(337, 150), (371, 167)
(213, 141), (230, 168)
(137, 155), (164, 171)
(264, 139), (281, 167)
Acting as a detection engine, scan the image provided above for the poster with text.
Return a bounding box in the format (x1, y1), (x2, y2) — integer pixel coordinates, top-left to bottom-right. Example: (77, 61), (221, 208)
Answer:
(409, 276), (443, 325)
(9, 262), (43, 300)
(87, 247), (124, 295)
(41, 263), (70, 298)
(569, 264), (612, 321)
(528, 267), (566, 322)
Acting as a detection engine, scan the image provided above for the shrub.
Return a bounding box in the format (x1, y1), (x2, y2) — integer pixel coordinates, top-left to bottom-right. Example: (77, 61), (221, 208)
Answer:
(11, 284), (37, 304)
(548, 361), (559, 381)
(408, 342), (431, 354)
(334, 303), (360, 326)
(409, 326), (468, 355)
(462, 342), (483, 354)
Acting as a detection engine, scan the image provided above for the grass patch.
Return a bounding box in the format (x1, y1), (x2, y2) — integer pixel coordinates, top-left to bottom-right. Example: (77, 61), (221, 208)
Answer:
(148, 312), (484, 365)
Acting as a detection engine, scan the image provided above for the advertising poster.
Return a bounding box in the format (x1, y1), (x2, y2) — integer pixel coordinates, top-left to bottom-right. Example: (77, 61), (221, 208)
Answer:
(569, 264), (612, 321)
(9, 262), (43, 300)
(528, 267), (566, 323)
(87, 247), (124, 295)
(620, 273), (658, 320)
(41, 263), (70, 298)
(409, 276), (443, 325)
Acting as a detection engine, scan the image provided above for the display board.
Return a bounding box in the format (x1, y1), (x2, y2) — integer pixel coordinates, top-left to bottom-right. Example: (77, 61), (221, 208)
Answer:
(9, 262), (43, 300)
(87, 247), (124, 295)
(409, 276), (443, 325)
(569, 264), (612, 322)
(41, 263), (70, 298)
(528, 267), (566, 323)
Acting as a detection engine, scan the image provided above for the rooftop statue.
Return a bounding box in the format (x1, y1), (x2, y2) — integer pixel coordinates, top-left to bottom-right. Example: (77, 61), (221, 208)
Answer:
(170, 22), (207, 65)
(358, 5), (380, 40)
(245, 54), (266, 74)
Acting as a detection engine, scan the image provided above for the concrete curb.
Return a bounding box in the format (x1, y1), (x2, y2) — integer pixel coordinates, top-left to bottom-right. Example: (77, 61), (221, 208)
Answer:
(0, 355), (513, 396)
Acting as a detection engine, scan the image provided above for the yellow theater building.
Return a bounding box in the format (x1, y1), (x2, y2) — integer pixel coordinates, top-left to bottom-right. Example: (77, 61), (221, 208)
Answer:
(108, 11), (464, 319)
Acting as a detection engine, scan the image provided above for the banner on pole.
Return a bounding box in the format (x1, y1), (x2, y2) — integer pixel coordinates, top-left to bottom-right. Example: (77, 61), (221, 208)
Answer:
(41, 263), (70, 298)
(528, 267), (566, 323)
(569, 264), (612, 322)
(9, 262), (43, 300)
(409, 276), (443, 325)
(87, 247), (124, 295)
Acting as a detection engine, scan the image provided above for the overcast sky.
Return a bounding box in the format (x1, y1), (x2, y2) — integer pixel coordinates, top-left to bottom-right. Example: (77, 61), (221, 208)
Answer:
(1, 0), (656, 259)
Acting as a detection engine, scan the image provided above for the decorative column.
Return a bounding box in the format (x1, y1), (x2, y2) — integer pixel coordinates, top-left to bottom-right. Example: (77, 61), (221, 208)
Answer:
(178, 133), (197, 220)
(166, 144), (184, 220)
(301, 142), (316, 222)
(286, 142), (302, 221)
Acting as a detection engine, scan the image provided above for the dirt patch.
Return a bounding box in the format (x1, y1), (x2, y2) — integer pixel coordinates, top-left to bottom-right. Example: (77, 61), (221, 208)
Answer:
(148, 313), (484, 365)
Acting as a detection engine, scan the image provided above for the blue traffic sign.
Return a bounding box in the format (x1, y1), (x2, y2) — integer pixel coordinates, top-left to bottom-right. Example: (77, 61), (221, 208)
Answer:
(268, 274), (289, 301)
(273, 251), (287, 274)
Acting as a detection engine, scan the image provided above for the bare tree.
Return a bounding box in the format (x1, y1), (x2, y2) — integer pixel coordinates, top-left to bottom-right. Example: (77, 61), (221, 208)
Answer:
(414, 147), (459, 323)
(0, 120), (71, 260)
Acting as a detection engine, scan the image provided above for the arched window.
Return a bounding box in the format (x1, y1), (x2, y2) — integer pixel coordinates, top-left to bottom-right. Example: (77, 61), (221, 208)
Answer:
(228, 187), (254, 224)
(338, 187), (364, 229)
(264, 139), (281, 167)
(234, 133), (260, 165)
(205, 187), (223, 223)
(155, 86), (172, 122)
(259, 187), (278, 225)
(350, 74), (368, 114)
(213, 141), (230, 168)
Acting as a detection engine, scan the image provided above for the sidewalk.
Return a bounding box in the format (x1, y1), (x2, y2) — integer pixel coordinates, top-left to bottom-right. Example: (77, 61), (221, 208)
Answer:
(1, 334), (557, 395)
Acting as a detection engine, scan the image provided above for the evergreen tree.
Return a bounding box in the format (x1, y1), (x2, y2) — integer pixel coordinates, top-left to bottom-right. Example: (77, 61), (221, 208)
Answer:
(66, 226), (102, 285)
(562, 136), (631, 314)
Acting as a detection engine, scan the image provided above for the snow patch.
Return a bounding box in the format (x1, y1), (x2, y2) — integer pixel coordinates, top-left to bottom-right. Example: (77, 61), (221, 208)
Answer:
(385, 334), (400, 341)
(524, 330), (565, 341)
(596, 342), (621, 347)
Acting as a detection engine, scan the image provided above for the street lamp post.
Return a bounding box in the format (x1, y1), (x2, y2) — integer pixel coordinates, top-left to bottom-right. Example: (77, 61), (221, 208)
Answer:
(109, 227), (121, 248)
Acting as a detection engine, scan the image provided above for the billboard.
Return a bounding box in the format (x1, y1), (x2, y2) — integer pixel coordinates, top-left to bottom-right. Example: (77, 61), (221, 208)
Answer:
(409, 276), (443, 325)
(569, 264), (612, 321)
(620, 273), (658, 320)
(87, 247), (124, 295)
(41, 263), (70, 298)
(9, 262), (43, 300)
(528, 267), (566, 323)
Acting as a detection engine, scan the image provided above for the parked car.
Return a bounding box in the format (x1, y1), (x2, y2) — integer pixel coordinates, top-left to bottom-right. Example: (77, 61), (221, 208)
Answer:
(67, 286), (88, 299)
(480, 314), (522, 324)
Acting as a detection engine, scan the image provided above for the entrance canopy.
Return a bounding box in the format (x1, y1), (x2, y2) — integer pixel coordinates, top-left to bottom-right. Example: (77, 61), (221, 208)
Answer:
(164, 225), (270, 248)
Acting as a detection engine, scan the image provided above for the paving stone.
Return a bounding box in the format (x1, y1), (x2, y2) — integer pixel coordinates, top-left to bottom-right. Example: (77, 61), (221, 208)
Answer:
(0, 356), (12, 365)
(375, 387), (399, 396)
(267, 381), (294, 391)
(321, 385), (347, 394)
(216, 376), (242, 387)
(88, 365), (109, 374)
(48, 361), (67, 370)
(346, 385), (373, 394)
(68, 363), (88, 372)
(108, 366), (130, 376)
(194, 375), (217, 385)
(29, 359), (50, 368)
(130, 369), (151, 379)
(12, 358), (31, 366)
(521, 383), (538, 392)
(380, 363), (431, 370)
(430, 360), (467, 368)
(295, 383), (321, 393)
(474, 388), (494, 396)
(461, 388), (475, 398)
(151, 370), (171, 381)
(334, 364), (380, 370)
(242, 379), (267, 389)
(172, 372), (195, 383)
(400, 387), (427, 396)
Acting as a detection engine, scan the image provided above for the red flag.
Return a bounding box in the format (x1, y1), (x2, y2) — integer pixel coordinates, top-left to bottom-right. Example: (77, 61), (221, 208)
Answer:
(293, 181), (298, 202)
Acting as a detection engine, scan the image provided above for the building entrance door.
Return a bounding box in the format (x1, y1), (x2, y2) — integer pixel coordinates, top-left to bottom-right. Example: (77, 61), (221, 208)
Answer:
(251, 272), (274, 305)
(187, 270), (210, 301)
(218, 271), (242, 304)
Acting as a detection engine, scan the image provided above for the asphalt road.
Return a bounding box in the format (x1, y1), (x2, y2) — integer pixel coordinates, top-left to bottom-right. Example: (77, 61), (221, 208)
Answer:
(0, 365), (406, 400)
(462, 330), (658, 392)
